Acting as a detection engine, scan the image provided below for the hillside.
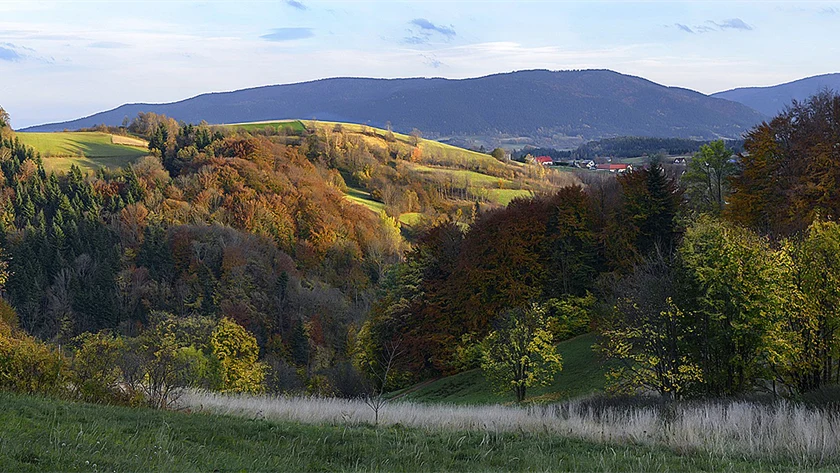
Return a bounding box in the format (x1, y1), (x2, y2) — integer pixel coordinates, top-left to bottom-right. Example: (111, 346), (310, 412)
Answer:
(16, 131), (148, 173)
(24, 70), (765, 148)
(229, 120), (568, 225)
(394, 333), (607, 405)
(2, 392), (794, 472)
(712, 73), (840, 117)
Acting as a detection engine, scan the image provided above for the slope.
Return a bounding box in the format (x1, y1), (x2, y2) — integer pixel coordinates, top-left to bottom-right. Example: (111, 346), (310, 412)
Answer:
(712, 73), (840, 117)
(16, 131), (148, 173)
(24, 70), (765, 147)
(394, 333), (607, 405)
(0, 392), (788, 472)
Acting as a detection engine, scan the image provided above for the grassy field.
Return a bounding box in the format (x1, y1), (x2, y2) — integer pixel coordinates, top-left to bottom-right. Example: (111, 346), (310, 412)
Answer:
(396, 333), (608, 405)
(344, 186), (386, 214)
(405, 163), (509, 186)
(1, 392), (825, 472)
(227, 120), (307, 134)
(483, 188), (533, 205)
(17, 131), (148, 173)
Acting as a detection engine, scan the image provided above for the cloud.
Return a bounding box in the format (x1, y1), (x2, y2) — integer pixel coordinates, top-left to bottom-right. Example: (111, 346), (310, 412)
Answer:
(674, 23), (694, 33)
(674, 18), (753, 34)
(402, 36), (427, 45)
(0, 45), (22, 61)
(820, 7), (838, 15)
(714, 18), (753, 30)
(410, 18), (456, 38)
(260, 27), (314, 42)
(28, 33), (84, 41)
(285, 0), (307, 11)
(88, 41), (131, 49)
(421, 54), (443, 69)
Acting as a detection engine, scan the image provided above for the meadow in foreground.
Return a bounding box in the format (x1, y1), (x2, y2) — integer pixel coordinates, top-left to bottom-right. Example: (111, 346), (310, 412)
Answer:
(1, 392), (832, 473)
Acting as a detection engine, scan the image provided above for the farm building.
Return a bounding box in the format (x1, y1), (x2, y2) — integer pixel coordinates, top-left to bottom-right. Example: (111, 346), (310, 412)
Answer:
(534, 156), (554, 166)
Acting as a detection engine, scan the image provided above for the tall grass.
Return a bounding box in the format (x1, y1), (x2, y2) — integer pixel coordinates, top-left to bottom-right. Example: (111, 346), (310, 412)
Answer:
(3, 391), (790, 472)
(180, 391), (840, 464)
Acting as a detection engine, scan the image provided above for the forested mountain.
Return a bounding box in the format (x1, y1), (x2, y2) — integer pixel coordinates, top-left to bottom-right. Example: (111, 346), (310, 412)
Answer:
(24, 70), (764, 147)
(712, 73), (840, 117)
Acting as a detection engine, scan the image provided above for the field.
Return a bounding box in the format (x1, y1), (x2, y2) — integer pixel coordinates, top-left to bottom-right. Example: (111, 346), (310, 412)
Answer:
(395, 333), (607, 405)
(16, 131), (148, 173)
(1, 392), (830, 473)
(344, 186), (386, 214)
(227, 119), (307, 134)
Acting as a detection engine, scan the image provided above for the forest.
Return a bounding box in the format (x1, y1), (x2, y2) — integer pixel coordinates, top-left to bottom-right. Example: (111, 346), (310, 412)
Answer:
(1, 91), (840, 407)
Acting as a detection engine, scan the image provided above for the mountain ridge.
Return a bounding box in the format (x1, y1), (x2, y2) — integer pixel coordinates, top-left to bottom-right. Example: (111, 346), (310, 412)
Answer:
(23, 69), (766, 148)
(712, 73), (840, 117)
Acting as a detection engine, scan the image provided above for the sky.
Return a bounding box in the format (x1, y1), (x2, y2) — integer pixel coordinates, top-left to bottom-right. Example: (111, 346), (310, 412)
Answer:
(1, 0), (839, 128)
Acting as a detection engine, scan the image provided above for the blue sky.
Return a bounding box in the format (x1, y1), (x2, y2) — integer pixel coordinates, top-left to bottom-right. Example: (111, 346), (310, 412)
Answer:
(1, 0), (839, 127)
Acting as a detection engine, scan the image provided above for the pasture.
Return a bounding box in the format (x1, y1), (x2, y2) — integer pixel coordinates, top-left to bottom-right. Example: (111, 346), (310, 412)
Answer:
(1, 391), (827, 472)
(395, 333), (607, 405)
(17, 131), (148, 173)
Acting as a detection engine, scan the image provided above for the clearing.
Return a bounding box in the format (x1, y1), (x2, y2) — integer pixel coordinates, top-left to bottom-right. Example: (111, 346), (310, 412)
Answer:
(16, 131), (148, 173)
(394, 333), (607, 405)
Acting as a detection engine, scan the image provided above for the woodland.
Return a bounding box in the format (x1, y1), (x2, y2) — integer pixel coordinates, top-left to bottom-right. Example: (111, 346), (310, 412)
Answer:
(2, 91), (840, 407)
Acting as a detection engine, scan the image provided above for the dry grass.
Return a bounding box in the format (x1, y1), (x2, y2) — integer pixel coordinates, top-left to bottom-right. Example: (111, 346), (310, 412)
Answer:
(179, 391), (840, 463)
(110, 134), (148, 147)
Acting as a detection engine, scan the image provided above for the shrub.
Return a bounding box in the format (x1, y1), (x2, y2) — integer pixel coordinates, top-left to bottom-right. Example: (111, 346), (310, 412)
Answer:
(71, 332), (128, 404)
(211, 317), (267, 394)
(0, 317), (69, 397)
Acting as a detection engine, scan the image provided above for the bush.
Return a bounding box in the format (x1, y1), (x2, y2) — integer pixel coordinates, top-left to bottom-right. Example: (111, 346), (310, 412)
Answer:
(211, 317), (267, 394)
(71, 332), (129, 404)
(0, 317), (69, 397)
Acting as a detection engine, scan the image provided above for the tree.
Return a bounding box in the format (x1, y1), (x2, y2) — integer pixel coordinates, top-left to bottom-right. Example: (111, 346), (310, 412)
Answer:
(775, 219), (840, 393)
(684, 140), (736, 214)
(360, 338), (402, 425)
(490, 148), (507, 161)
(210, 317), (266, 394)
(71, 331), (127, 403)
(481, 303), (562, 402)
(409, 128), (422, 146)
(727, 91), (840, 236)
(598, 251), (701, 399)
(678, 216), (789, 396)
(620, 158), (683, 255)
(0, 106), (12, 139)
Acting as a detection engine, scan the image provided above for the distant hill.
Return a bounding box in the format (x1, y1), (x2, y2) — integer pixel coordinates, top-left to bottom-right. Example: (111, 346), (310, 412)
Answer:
(24, 70), (764, 148)
(712, 73), (840, 117)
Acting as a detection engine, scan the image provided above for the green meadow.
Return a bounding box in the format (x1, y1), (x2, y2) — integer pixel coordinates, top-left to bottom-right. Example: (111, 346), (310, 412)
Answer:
(0, 391), (813, 473)
(17, 131), (148, 173)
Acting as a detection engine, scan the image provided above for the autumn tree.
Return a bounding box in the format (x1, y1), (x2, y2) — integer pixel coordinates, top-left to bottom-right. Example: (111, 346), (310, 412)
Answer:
(684, 140), (736, 214)
(482, 303), (562, 402)
(728, 91), (840, 236)
(409, 128), (422, 146)
(678, 216), (789, 396)
(598, 251), (701, 399)
(210, 317), (267, 394)
(776, 219), (840, 393)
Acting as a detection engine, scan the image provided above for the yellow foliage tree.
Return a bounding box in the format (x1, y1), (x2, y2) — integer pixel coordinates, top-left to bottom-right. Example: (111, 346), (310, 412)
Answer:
(211, 317), (266, 393)
(481, 303), (562, 402)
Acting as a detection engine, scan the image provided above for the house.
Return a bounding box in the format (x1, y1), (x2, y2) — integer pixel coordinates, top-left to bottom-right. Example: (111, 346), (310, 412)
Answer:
(595, 163), (633, 173)
(672, 157), (687, 165)
(534, 156), (554, 166)
(574, 160), (596, 169)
